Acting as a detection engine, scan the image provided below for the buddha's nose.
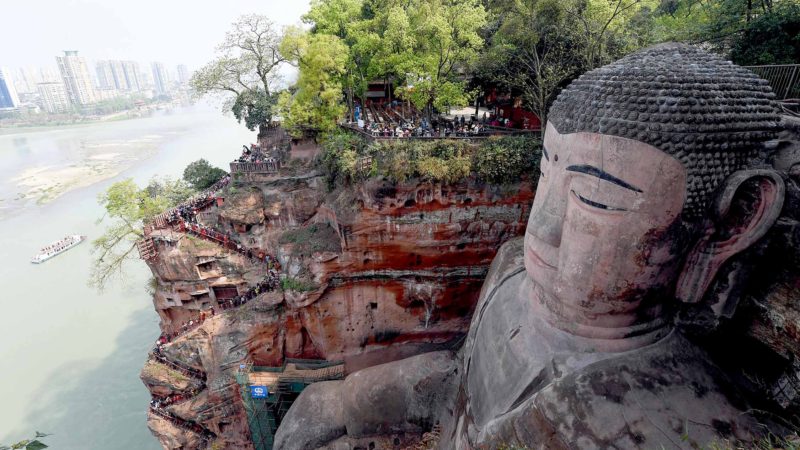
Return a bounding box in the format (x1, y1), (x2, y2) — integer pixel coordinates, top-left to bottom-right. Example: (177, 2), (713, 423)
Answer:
(526, 180), (566, 249)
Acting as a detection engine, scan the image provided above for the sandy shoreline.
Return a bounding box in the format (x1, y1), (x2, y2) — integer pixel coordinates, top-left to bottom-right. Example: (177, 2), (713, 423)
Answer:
(9, 144), (159, 207)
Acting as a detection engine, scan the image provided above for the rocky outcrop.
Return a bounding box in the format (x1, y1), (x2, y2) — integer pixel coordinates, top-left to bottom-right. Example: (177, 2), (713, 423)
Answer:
(274, 351), (458, 450)
(140, 168), (535, 448)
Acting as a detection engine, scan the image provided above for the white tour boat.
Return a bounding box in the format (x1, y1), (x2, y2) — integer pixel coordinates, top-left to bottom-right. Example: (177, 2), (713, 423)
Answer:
(31, 235), (87, 264)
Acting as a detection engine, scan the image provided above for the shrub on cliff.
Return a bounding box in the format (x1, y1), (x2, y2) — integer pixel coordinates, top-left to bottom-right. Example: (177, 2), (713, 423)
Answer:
(320, 130), (541, 187)
(473, 136), (541, 184)
(416, 155), (472, 184)
(320, 130), (369, 187)
(278, 223), (342, 256)
(280, 277), (320, 293)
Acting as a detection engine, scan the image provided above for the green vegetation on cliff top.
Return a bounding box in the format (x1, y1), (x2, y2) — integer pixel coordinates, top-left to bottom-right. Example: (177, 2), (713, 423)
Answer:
(319, 130), (542, 188)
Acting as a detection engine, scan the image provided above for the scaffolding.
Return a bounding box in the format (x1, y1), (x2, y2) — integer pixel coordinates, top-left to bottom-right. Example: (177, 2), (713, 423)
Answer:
(137, 237), (158, 261)
(235, 359), (345, 450)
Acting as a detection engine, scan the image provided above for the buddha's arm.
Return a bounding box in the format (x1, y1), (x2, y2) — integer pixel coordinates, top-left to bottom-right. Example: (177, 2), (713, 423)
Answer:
(274, 350), (457, 450)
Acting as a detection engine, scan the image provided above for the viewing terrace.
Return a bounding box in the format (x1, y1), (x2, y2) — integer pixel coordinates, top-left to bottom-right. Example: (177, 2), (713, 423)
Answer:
(345, 102), (540, 142)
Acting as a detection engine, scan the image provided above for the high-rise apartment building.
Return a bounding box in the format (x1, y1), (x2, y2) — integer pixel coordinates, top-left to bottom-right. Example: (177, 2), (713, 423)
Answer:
(39, 67), (60, 83)
(0, 68), (20, 108)
(37, 82), (71, 113)
(96, 60), (131, 91)
(56, 50), (96, 106)
(122, 61), (141, 91)
(96, 61), (115, 89)
(177, 64), (190, 84)
(151, 62), (169, 95)
(15, 67), (37, 94)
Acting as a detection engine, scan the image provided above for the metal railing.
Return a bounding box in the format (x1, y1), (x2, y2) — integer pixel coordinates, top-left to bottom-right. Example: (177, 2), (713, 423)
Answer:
(340, 124), (532, 142)
(746, 64), (800, 101)
(230, 160), (281, 174)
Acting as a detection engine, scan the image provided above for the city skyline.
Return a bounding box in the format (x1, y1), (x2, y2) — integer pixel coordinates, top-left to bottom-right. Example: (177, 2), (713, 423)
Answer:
(10, 55), (190, 91)
(2, 0), (310, 69)
(1, 49), (196, 114)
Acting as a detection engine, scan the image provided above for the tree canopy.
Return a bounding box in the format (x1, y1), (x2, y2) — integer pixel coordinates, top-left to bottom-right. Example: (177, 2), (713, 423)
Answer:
(279, 27), (349, 133)
(192, 1), (797, 135)
(191, 14), (285, 135)
(183, 159), (228, 190)
(90, 177), (193, 290)
(0, 431), (50, 450)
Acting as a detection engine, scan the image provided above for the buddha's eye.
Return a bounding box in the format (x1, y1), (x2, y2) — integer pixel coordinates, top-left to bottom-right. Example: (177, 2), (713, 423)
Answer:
(571, 190), (627, 212)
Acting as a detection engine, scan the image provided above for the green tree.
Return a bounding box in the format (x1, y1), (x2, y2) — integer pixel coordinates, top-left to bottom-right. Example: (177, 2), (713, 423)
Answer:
(91, 178), (192, 290)
(728, 1), (800, 64)
(191, 14), (285, 136)
(566, 0), (658, 69)
(480, 0), (582, 127)
(183, 159), (228, 190)
(302, 0), (488, 122)
(652, 0), (798, 65)
(303, 0), (377, 120)
(1, 431), (50, 450)
(279, 27), (349, 133)
(383, 0), (488, 119)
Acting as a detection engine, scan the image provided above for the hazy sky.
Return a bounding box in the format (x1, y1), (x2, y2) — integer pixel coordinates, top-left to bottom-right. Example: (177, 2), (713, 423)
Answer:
(3, 0), (311, 71)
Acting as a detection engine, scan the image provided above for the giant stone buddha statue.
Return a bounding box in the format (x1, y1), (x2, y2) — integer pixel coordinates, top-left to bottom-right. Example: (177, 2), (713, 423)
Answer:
(275, 43), (787, 449)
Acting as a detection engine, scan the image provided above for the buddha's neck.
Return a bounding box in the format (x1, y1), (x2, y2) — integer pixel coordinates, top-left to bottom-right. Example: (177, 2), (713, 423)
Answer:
(525, 278), (672, 353)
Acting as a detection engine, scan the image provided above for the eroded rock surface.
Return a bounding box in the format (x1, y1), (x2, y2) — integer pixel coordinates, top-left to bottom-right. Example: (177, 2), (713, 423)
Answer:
(140, 169), (534, 448)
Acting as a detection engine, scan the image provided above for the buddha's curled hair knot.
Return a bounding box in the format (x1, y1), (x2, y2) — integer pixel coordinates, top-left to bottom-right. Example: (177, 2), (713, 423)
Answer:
(549, 43), (780, 220)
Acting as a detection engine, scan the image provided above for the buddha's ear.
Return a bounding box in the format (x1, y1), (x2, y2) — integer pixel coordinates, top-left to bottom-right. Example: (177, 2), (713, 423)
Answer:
(676, 169), (785, 307)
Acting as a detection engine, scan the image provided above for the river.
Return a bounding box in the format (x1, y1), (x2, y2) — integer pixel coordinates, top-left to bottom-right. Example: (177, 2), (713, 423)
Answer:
(0, 104), (256, 449)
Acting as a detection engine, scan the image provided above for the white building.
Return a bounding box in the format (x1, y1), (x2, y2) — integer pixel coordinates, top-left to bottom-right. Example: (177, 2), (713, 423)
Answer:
(177, 64), (190, 84)
(37, 82), (71, 113)
(0, 68), (20, 108)
(56, 50), (96, 106)
(14, 67), (37, 94)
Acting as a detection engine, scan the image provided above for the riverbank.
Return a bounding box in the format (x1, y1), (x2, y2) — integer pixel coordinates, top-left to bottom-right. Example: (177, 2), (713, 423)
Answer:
(0, 100), (192, 136)
(0, 104), (235, 220)
(0, 104), (255, 450)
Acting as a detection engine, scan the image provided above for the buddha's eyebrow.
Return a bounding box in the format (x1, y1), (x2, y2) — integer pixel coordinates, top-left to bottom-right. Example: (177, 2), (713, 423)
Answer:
(566, 164), (643, 193)
(542, 146), (549, 161)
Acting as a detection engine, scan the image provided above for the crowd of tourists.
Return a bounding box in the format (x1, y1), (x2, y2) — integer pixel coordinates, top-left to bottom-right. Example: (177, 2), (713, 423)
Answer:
(38, 235), (81, 255)
(357, 112), (505, 139)
(167, 196), (215, 225)
(219, 270), (281, 311)
(235, 144), (277, 164)
(151, 175), (230, 229)
(149, 402), (215, 441)
(181, 220), (280, 267)
(155, 269), (281, 345)
(151, 344), (207, 380)
(151, 389), (203, 408)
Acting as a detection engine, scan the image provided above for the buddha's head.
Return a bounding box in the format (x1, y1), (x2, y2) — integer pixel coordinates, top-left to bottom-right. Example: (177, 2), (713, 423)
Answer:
(525, 43), (785, 348)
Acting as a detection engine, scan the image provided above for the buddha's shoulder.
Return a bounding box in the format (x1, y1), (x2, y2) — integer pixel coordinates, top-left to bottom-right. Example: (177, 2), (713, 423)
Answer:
(476, 333), (760, 449)
(477, 237), (525, 300)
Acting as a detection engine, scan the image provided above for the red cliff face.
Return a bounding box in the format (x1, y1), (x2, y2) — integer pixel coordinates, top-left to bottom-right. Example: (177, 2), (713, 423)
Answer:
(141, 173), (534, 448)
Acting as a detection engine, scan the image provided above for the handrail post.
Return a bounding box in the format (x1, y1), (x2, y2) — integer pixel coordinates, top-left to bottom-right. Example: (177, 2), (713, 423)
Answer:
(785, 65), (799, 100)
